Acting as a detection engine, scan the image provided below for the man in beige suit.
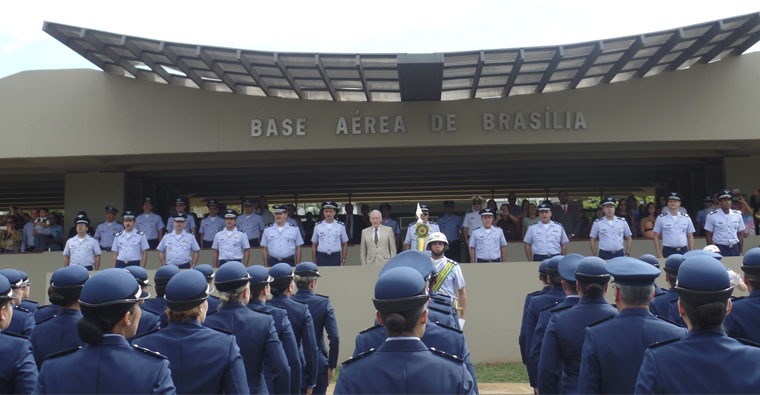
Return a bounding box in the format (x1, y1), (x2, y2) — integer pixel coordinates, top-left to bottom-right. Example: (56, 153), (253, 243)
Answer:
(360, 210), (396, 265)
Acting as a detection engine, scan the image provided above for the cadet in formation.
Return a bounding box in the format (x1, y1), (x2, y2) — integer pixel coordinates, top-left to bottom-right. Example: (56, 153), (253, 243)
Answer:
(193, 264), (221, 313)
(334, 266), (475, 394)
(37, 268), (175, 394)
(722, 247), (760, 343)
(519, 258), (552, 374)
(133, 269), (249, 394)
(635, 255), (760, 393)
(204, 261), (290, 394)
(292, 262), (340, 395)
(142, 265), (181, 328)
(538, 256), (618, 394)
(30, 265), (89, 367)
(124, 266), (161, 338)
(0, 269), (35, 337)
(579, 257), (686, 394)
(0, 274), (37, 394)
(649, 254), (685, 325)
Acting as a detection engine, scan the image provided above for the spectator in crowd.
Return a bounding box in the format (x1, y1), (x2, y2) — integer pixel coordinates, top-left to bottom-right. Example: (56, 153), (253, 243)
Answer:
(553, 191), (581, 240)
(302, 212), (316, 245)
(734, 191), (756, 237)
(437, 201), (463, 261)
(21, 208), (39, 252)
(496, 203), (521, 241)
(37, 213), (64, 251)
(257, 195), (275, 226)
(522, 203), (539, 238)
(627, 196), (641, 237)
(574, 201), (591, 239)
(615, 197), (636, 237)
(360, 210), (396, 266)
(360, 204), (371, 229)
(640, 202), (657, 239)
(750, 188), (760, 235)
(0, 217), (23, 253)
(506, 193), (523, 217)
(379, 203), (401, 250)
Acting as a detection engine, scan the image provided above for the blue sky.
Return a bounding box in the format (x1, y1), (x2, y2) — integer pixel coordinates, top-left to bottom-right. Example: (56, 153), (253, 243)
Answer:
(2, 1), (758, 79)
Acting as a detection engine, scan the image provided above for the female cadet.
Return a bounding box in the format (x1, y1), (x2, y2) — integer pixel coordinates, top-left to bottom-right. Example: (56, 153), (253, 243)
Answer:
(30, 265), (89, 367)
(334, 266), (475, 394)
(0, 274), (37, 394)
(37, 268), (175, 394)
(132, 269), (249, 394)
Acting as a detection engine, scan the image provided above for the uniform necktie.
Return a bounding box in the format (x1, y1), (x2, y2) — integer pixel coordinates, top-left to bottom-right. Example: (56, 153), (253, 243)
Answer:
(374, 228), (379, 245)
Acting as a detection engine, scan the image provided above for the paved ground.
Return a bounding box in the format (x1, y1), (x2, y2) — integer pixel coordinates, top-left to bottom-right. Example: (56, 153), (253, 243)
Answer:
(327, 382), (532, 394)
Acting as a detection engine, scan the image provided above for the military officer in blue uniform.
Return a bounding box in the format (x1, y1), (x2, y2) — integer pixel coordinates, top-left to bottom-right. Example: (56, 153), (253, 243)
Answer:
(538, 256), (617, 395)
(638, 254), (668, 298)
(704, 189), (746, 256)
(142, 265), (180, 328)
(193, 264), (221, 313)
(335, 266), (475, 394)
(590, 197), (633, 259)
(246, 265), (303, 394)
(262, 205), (304, 266)
(62, 214), (101, 271)
(0, 269), (35, 337)
(166, 197), (197, 235)
(635, 255), (760, 393)
(0, 274), (37, 394)
(37, 268), (175, 394)
(649, 254), (685, 323)
(112, 210), (149, 268)
(579, 257), (686, 394)
(30, 265), (89, 367)
(438, 200), (463, 261)
(238, 198), (266, 247)
(292, 262), (340, 395)
(133, 269), (249, 394)
(519, 259), (552, 369)
(404, 204), (440, 253)
(199, 200), (225, 248)
(212, 209), (251, 267)
(204, 261), (290, 394)
(379, 203), (401, 249)
(135, 197), (165, 249)
(93, 206), (124, 251)
(723, 247), (760, 343)
(311, 202), (349, 266)
(461, 195), (484, 256)
(653, 192), (695, 258)
(523, 202), (569, 261)
(268, 263), (319, 394)
(468, 208), (507, 263)
(157, 212), (200, 269)
(124, 266), (161, 338)
(527, 254), (583, 389)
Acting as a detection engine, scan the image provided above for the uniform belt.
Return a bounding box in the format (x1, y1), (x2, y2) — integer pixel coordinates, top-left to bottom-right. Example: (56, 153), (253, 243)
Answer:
(664, 246), (687, 251)
(715, 243), (736, 248)
(273, 255), (295, 260)
(318, 251), (334, 255)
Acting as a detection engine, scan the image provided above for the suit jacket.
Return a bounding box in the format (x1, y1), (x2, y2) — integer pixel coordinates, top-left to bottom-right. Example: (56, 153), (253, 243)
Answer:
(360, 225), (396, 265)
(339, 214), (363, 243)
(552, 204), (581, 237)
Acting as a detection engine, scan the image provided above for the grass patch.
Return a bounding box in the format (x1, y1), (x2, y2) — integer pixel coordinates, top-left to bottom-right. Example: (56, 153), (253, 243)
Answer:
(475, 362), (528, 383)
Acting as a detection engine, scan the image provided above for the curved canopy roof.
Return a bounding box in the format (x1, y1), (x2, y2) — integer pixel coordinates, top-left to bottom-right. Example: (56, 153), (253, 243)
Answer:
(43, 12), (760, 102)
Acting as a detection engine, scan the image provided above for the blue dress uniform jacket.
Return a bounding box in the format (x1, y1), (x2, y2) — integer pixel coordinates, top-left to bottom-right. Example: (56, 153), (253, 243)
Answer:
(520, 285), (564, 385)
(268, 294), (319, 390)
(649, 288), (677, 317)
(19, 300), (38, 313)
(429, 303), (459, 328)
(292, 289), (339, 395)
(30, 309), (84, 367)
(335, 338), (475, 395)
(142, 297), (169, 328)
(248, 300), (302, 393)
(579, 308), (687, 394)
(37, 334), (175, 394)
(133, 320), (249, 394)
(7, 306), (34, 337)
(135, 307), (161, 338)
(519, 286), (549, 364)
(527, 296), (579, 387)
(537, 297), (617, 395)
(635, 329), (760, 394)
(0, 331), (37, 394)
(33, 305), (59, 325)
(353, 322), (479, 393)
(206, 295), (221, 315)
(724, 290), (760, 343)
(204, 302), (290, 394)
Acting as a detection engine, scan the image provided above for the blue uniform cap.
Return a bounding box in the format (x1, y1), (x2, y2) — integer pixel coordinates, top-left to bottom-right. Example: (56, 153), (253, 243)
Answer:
(124, 266), (151, 290)
(246, 265), (273, 285)
(269, 262), (295, 281)
(122, 210), (136, 219)
(206, 200), (219, 208)
(544, 255), (564, 274)
(74, 214), (90, 225)
(575, 257), (610, 282)
(18, 270), (29, 286)
(479, 208), (495, 216)
(683, 249), (721, 261)
(703, 195), (713, 202)
(154, 265), (181, 285)
(373, 267), (429, 314)
(272, 205), (288, 213)
(242, 198), (254, 206)
(294, 261), (321, 277)
(741, 247), (760, 275)
(675, 255), (733, 303)
(79, 268), (144, 307)
(174, 198), (186, 205)
(193, 264), (215, 281)
(143, 197), (154, 204)
(666, 192), (683, 201)
(0, 269), (23, 289)
(558, 254), (584, 282)
(164, 270), (210, 311)
(105, 206), (118, 214)
(443, 200), (455, 207)
(50, 265), (90, 289)
(379, 203), (392, 210)
(321, 201), (338, 210)
(607, 257), (661, 286)
(419, 204), (430, 212)
(537, 202), (552, 211)
(639, 254), (660, 269)
(379, 250), (435, 280)
(664, 254), (685, 276)
(173, 212), (187, 221)
(601, 197), (617, 206)
(224, 209), (238, 218)
(717, 189), (733, 200)
(538, 259), (551, 274)
(0, 276), (14, 301)
(215, 261), (251, 292)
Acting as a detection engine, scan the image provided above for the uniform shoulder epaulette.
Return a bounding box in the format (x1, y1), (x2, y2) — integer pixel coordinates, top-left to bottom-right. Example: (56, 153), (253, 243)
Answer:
(594, 217), (604, 222)
(131, 327), (161, 340)
(434, 321), (463, 334)
(549, 303), (573, 314)
(315, 293), (330, 299)
(616, 216), (626, 221)
(429, 347), (464, 362)
(341, 348), (375, 366)
(680, 212), (690, 217)
(708, 210), (718, 215)
(208, 326), (234, 335)
(289, 223), (298, 227)
(655, 315), (686, 327)
(35, 315), (55, 325)
(731, 209), (742, 215)
(737, 338), (760, 348)
(1, 331), (29, 340)
(471, 226), (482, 231)
(23, 299), (38, 306)
(46, 346), (82, 359)
(132, 344), (168, 359)
(652, 291), (668, 298)
(428, 221), (437, 225)
(250, 308), (272, 316)
(15, 306), (30, 313)
(337, 220), (345, 225)
(137, 230), (145, 235)
(647, 337), (681, 349)
(265, 223), (274, 228)
(658, 213), (667, 217)
(446, 258), (459, 266)
(115, 231), (124, 237)
(552, 221), (562, 226)
(359, 324), (382, 334)
(527, 289), (545, 297)
(588, 314), (616, 328)
(540, 300), (560, 312)
(529, 221), (539, 227)
(315, 221), (323, 225)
